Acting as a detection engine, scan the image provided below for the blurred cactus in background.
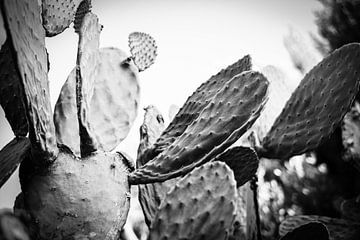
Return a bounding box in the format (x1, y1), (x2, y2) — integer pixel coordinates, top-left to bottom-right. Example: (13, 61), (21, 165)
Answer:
(1, 0), (360, 240)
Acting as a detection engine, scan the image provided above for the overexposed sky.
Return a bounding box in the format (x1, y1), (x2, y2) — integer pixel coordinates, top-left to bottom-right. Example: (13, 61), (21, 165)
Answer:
(0, 0), (322, 207)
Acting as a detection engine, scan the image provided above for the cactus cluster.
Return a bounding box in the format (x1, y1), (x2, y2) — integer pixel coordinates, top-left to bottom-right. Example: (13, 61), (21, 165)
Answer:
(1, 0), (360, 240)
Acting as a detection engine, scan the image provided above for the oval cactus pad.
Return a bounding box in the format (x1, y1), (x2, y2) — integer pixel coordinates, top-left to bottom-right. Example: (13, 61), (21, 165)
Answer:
(213, 146), (259, 187)
(148, 161), (237, 240)
(0, 40), (28, 137)
(54, 48), (140, 155)
(42, 0), (90, 36)
(146, 55), (252, 161)
(261, 43), (360, 159)
(75, 12), (102, 156)
(129, 70), (268, 184)
(1, 0), (58, 160)
(128, 32), (157, 72)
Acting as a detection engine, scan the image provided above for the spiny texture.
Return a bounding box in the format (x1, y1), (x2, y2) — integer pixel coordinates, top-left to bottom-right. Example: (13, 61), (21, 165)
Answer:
(76, 12), (102, 156)
(73, 0), (92, 33)
(261, 43), (360, 159)
(340, 195), (360, 222)
(342, 101), (360, 171)
(280, 222), (329, 240)
(0, 40), (28, 136)
(128, 32), (157, 71)
(279, 215), (360, 240)
(148, 162), (237, 240)
(0, 210), (30, 240)
(147, 55), (252, 160)
(42, 0), (90, 36)
(1, 0), (58, 161)
(213, 146), (259, 187)
(129, 70), (268, 184)
(54, 48), (140, 155)
(0, 137), (30, 188)
(252, 65), (295, 141)
(20, 150), (131, 240)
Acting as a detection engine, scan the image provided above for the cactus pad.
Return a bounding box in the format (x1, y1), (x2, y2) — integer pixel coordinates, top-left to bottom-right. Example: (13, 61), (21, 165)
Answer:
(42, 0), (90, 36)
(261, 43), (360, 159)
(20, 150), (131, 240)
(75, 12), (102, 156)
(0, 40), (28, 137)
(280, 222), (329, 240)
(129, 70), (268, 184)
(148, 55), (252, 159)
(0, 137), (30, 188)
(54, 48), (140, 155)
(137, 105), (165, 167)
(1, 0), (58, 161)
(128, 32), (157, 71)
(148, 161), (237, 240)
(279, 215), (360, 240)
(213, 146), (259, 187)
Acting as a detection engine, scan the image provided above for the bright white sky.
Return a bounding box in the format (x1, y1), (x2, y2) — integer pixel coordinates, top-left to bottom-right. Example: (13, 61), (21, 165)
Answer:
(0, 0), (322, 208)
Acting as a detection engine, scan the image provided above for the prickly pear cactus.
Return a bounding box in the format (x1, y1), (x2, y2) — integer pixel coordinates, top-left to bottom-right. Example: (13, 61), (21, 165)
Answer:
(0, 137), (30, 188)
(54, 48), (140, 156)
(148, 161), (238, 240)
(20, 150), (131, 240)
(42, 0), (90, 36)
(1, 0), (58, 161)
(0, 0), (160, 238)
(129, 70), (269, 184)
(128, 32), (158, 72)
(0, 40), (28, 137)
(148, 55), (252, 159)
(260, 43), (360, 159)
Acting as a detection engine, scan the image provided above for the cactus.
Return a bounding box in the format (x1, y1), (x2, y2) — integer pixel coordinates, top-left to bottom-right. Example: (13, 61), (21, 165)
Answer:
(0, 40), (28, 137)
(129, 70), (269, 184)
(54, 48), (140, 156)
(148, 161), (238, 240)
(258, 43), (360, 159)
(42, 0), (90, 36)
(1, 0), (58, 162)
(1, 0), (360, 239)
(128, 32), (158, 72)
(0, 138), (30, 188)
(0, 0), (154, 238)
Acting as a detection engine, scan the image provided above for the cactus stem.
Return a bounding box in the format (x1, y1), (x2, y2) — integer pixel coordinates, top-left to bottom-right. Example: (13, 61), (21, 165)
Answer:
(250, 175), (262, 240)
